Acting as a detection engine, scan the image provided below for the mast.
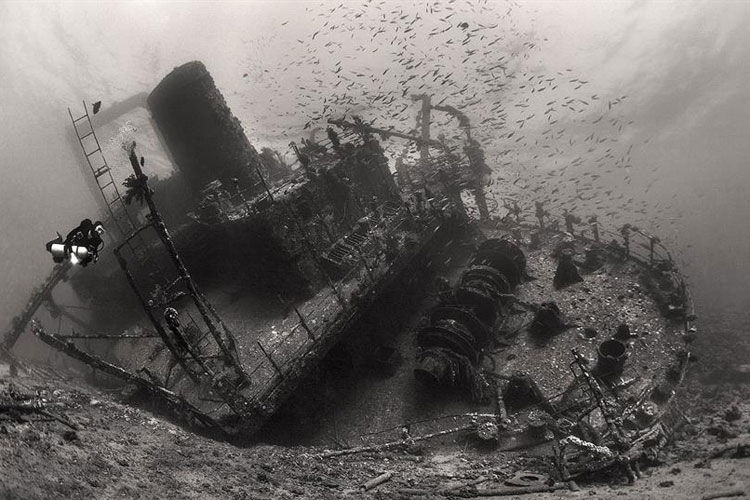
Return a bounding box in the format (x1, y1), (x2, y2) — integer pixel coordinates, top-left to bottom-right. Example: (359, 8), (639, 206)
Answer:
(412, 94), (432, 168)
(125, 143), (245, 378)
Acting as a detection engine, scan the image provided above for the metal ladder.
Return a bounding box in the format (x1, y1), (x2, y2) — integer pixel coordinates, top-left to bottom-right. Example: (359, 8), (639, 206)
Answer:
(68, 101), (139, 238)
(5, 102), (150, 353)
(67, 101), (164, 283)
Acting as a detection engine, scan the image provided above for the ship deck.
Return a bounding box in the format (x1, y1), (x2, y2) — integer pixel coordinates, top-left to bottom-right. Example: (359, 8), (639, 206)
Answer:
(146, 212), (459, 433)
(274, 223), (691, 455)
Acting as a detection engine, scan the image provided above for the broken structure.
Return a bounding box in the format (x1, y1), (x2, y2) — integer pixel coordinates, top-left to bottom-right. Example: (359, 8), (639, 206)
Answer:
(1, 60), (699, 485)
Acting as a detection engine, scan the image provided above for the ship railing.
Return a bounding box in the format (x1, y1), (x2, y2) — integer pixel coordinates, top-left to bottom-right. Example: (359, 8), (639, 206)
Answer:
(493, 203), (694, 332)
(246, 255), (373, 397)
(244, 200), (429, 401)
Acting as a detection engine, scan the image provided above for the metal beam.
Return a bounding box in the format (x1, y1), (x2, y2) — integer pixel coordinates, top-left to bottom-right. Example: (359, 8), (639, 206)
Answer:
(1, 263), (71, 353)
(31, 320), (222, 431)
(327, 118), (447, 151)
(413, 94), (433, 166)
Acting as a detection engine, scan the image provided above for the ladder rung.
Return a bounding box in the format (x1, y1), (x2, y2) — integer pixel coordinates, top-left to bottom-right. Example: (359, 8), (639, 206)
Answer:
(94, 166), (110, 178)
(79, 131), (95, 140)
(100, 180), (114, 190)
(109, 197), (122, 205)
(73, 115), (88, 123)
(86, 148), (101, 157)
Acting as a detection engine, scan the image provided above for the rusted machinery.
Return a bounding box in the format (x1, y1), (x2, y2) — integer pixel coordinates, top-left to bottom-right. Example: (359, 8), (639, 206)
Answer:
(414, 239), (526, 391)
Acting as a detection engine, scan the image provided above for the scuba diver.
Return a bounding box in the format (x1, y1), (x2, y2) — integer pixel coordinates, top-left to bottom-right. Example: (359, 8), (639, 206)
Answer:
(46, 219), (105, 267)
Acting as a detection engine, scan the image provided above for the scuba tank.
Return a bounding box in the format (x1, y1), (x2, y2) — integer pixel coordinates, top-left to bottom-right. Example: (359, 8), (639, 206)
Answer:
(46, 235), (90, 265)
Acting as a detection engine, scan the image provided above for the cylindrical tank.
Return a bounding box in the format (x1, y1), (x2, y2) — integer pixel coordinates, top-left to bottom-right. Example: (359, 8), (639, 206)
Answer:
(49, 243), (89, 263)
(596, 339), (627, 376)
(147, 61), (262, 194)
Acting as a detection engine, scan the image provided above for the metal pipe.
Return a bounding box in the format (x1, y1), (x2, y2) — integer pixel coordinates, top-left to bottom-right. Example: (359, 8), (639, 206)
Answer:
(257, 340), (283, 376)
(32, 320), (221, 430)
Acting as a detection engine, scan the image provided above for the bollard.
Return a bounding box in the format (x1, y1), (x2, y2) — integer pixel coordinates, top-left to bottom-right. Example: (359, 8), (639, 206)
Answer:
(596, 339), (627, 377)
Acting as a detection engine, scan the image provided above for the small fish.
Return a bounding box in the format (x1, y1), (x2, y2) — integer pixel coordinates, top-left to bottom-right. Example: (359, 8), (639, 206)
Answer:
(92, 101), (101, 114)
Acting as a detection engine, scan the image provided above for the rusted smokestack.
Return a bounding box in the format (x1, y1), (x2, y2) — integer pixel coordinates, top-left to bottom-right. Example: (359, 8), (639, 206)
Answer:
(147, 61), (261, 193)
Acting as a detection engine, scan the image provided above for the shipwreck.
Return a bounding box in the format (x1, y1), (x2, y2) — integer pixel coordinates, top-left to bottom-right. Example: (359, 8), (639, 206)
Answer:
(1, 60), (698, 484)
